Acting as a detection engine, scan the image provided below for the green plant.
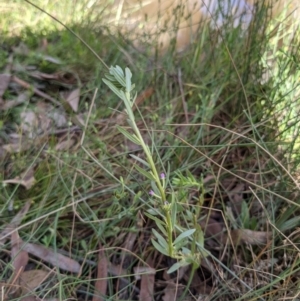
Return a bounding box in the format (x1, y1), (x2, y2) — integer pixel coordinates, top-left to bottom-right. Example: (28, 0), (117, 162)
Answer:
(102, 65), (208, 273)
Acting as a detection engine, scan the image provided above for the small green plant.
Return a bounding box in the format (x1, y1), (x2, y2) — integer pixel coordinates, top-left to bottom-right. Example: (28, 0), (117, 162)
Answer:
(102, 66), (208, 273)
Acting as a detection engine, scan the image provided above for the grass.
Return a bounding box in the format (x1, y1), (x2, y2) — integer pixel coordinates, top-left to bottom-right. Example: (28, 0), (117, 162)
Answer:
(0, 0), (300, 300)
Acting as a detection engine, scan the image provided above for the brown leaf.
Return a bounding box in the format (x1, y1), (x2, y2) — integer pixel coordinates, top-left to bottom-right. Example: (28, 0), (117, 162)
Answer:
(133, 266), (156, 281)
(162, 282), (178, 301)
(3, 167), (36, 190)
(137, 264), (155, 301)
(55, 137), (77, 151)
(61, 88), (80, 112)
(20, 270), (51, 295)
(229, 229), (271, 245)
(22, 243), (81, 273)
(92, 244), (108, 301)
(11, 231), (28, 276)
(200, 215), (270, 246)
(0, 201), (31, 245)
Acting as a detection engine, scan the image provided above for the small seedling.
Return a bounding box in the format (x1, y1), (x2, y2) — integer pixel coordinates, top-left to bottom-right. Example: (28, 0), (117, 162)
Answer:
(102, 66), (208, 273)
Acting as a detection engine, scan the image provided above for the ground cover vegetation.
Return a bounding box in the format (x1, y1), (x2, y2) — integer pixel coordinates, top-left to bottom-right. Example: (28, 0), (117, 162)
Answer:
(0, 0), (300, 300)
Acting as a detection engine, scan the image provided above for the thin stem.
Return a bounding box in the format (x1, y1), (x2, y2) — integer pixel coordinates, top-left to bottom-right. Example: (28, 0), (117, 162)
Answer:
(131, 119), (174, 256)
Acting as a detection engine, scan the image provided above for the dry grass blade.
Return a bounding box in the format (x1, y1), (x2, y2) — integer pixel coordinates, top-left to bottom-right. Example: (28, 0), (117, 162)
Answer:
(92, 244), (108, 301)
(22, 243), (80, 273)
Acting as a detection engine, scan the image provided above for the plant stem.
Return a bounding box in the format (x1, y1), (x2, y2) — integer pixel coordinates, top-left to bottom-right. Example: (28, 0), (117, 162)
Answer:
(131, 121), (174, 256)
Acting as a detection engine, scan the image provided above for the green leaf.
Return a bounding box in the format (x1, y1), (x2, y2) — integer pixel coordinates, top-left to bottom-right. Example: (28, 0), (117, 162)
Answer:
(173, 229), (196, 246)
(145, 211), (163, 221)
(167, 260), (190, 274)
(117, 126), (141, 145)
(111, 66), (126, 87)
(195, 224), (205, 247)
(129, 154), (149, 167)
(152, 229), (168, 249)
(181, 247), (191, 255)
(145, 209), (159, 216)
(156, 221), (168, 237)
(144, 213), (168, 236)
(151, 239), (170, 256)
(125, 67), (132, 93)
(151, 182), (160, 196)
(280, 216), (300, 232)
(115, 65), (125, 77)
(102, 79), (124, 100)
(135, 164), (156, 181)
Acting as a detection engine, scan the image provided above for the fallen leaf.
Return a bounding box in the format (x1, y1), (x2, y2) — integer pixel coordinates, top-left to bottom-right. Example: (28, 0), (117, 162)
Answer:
(20, 110), (39, 137)
(92, 244), (108, 301)
(23, 243), (80, 273)
(20, 270), (51, 295)
(61, 88), (80, 112)
(162, 282), (178, 301)
(3, 167), (36, 190)
(229, 229), (271, 245)
(133, 266), (156, 281)
(200, 215), (270, 246)
(137, 261), (155, 301)
(55, 137), (77, 151)
(11, 231), (28, 277)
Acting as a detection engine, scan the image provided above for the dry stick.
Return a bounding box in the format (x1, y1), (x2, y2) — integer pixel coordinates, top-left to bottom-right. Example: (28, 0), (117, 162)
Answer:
(12, 76), (61, 107)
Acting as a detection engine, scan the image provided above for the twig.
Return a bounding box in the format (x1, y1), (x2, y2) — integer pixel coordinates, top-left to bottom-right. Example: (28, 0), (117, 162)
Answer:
(12, 76), (61, 107)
